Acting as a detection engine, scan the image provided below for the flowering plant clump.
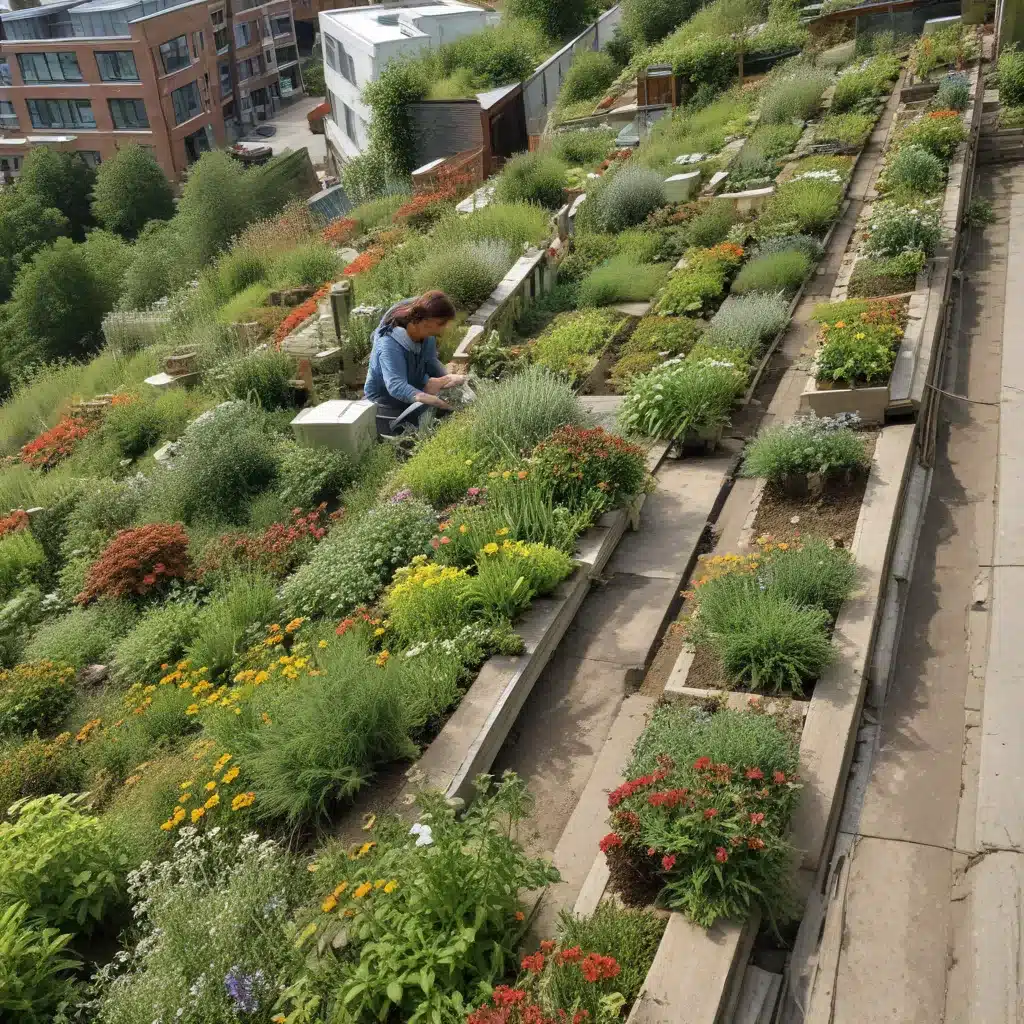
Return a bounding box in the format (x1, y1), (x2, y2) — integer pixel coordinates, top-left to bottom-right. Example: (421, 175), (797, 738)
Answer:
(19, 413), (97, 470)
(531, 427), (648, 516)
(343, 245), (386, 277)
(383, 556), (473, 645)
(862, 199), (941, 258)
(75, 522), (191, 604)
(274, 282), (333, 344)
(602, 705), (801, 928)
(813, 297), (907, 385)
(741, 416), (869, 481)
(0, 509), (29, 539)
(895, 109), (967, 161)
(323, 217), (358, 245)
(158, 746), (256, 833)
(654, 244), (744, 315)
(0, 660), (76, 738)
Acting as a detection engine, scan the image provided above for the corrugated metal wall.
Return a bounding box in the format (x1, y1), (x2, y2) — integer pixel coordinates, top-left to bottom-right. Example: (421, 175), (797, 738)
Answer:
(522, 4), (622, 137)
(407, 101), (484, 166)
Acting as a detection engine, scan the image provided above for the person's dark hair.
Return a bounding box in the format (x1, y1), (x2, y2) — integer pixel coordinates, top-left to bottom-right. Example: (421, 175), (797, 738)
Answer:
(386, 290), (456, 328)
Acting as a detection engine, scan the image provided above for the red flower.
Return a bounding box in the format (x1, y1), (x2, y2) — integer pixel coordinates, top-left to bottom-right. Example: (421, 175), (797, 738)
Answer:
(749, 812), (765, 826)
(573, 1012), (591, 1024)
(540, 940), (555, 954)
(76, 523), (191, 604)
(515, 911), (525, 922)
(773, 771), (787, 784)
(20, 414), (97, 470)
(748, 837), (766, 850)
(661, 853), (676, 871)
(521, 952), (545, 974)
(598, 832), (622, 853)
(715, 847), (729, 863)
(704, 808), (718, 819)
(614, 809), (640, 830)
(556, 946), (582, 965)
(580, 953), (620, 983)
(492, 985), (528, 1007)
(0, 509), (29, 539)
(647, 847), (657, 857)
(745, 767), (764, 780)
(693, 756), (712, 771)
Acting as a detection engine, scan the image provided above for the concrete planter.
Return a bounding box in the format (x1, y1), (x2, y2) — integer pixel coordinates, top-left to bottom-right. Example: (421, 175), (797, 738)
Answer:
(800, 377), (890, 424)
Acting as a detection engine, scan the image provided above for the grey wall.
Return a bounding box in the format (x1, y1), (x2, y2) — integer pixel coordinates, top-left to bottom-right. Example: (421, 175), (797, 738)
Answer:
(407, 100), (483, 165)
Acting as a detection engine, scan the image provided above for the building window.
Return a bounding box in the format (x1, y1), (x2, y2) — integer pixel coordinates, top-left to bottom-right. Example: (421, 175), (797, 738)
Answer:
(191, 31), (204, 58)
(0, 100), (17, 128)
(26, 97), (95, 130)
(276, 45), (297, 66)
(234, 21), (252, 48)
(214, 27), (229, 53)
(79, 150), (102, 168)
(96, 50), (138, 82)
(210, 8), (224, 25)
(159, 35), (191, 75)
(265, 48), (275, 66)
(17, 52), (82, 83)
(171, 81), (202, 125)
(0, 60), (10, 87)
(270, 13), (291, 36)
(108, 98), (149, 130)
(325, 35), (355, 83)
(183, 124), (213, 164)
(343, 101), (356, 143)
(218, 61), (231, 95)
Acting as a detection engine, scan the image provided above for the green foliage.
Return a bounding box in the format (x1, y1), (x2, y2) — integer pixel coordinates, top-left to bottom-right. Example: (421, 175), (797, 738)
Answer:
(758, 177), (843, 237)
(592, 164), (667, 232)
(683, 200), (743, 248)
(17, 148), (95, 240)
(432, 202), (553, 251)
(282, 499), (435, 619)
(746, 122), (804, 160)
(551, 128), (616, 167)
(813, 296), (905, 384)
(0, 902), (78, 1023)
(469, 364), (586, 462)
(0, 794), (125, 933)
(654, 244), (742, 315)
(933, 72), (971, 112)
(176, 151), (258, 265)
(894, 111), (966, 162)
(110, 599), (202, 686)
(348, 194), (410, 233)
(623, 0), (697, 44)
(0, 530), (45, 602)
(216, 349), (295, 409)
(814, 111), (875, 147)
(561, 50), (618, 105)
(578, 255), (669, 306)
(847, 249), (925, 297)
(120, 220), (190, 309)
(415, 238), (513, 309)
(0, 190), (69, 303)
(0, 586), (44, 669)
(0, 734), (86, 820)
(863, 200), (941, 258)
(998, 44), (1024, 106)
(506, 0), (597, 39)
(495, 151), (569, 210)
(437, 19), (549, 86)
(753, 232), (823, 262)
(912, 23), (978, 78)
(391, 416), (482, 508)
(623, 313), (706, 357)
(101, 390), (197, 460)
(0, 661), (75, 739)
(340, 149), (410, 206)
(831, 53), (901, 113)
(276, 439), (353, 509)
(742, 418), (869, 481)
(80, 229), (133, 311)
(23, 602), (138, 670)
(271, 241), (342, 288)
(757, 61), (831, 124)
(760, 537), (858, 615)
(91, 145), (174, 240)
(731, 248), (810, 295)
(531, 308), (623, 381)
(619, 357), (745, 439)
(705, 291), (792, 360)
(304, 57), (326, 96)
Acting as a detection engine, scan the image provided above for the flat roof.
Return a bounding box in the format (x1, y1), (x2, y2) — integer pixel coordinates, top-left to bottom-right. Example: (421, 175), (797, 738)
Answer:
(321, 1), (487, 45)
(1, 0), (76, 22)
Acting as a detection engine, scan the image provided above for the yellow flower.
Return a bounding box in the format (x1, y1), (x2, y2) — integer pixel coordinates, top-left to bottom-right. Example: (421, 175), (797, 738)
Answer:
(482, 542), (499, 555)
(261, 712), (272, 725)
(185, 704), (200, 716)
(464, 458), (473, 465)
(272, 1016), (286, 1023)
(374, 878), (387, 889)
(191, 807), (206, 823)
(375, 651), (390, 667)
(778, 542), (789, 550)
(353, 882), (373, 899)
(318, 640), (328, 649)
(254, 670), (269, 684)
(205, 793), (220, 810)
(180, 792), (192, 803)
(502, 470), (511, 479)
(855, 332), (866, 340)
(383, 880), (398, 894)
(160, 820), (174, 831)
(459, 524), (469, 534)
(232, 791), (256, 810)
(333, 881), (349, 897)
(285, 617), (304, 633)
(321, 894), (338, 913)
(205, 781), (217, 792)
(374, 627), (386, 637)
(496, 528), (509, 536)
(517, 470), (528, 480)
(222, 766), (240, 784)
(307, 862), (319, 873)
(358, 841), (375, 856)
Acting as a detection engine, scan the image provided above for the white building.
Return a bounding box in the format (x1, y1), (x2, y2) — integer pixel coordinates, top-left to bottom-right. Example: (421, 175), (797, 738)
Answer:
(318, 0), (497, 169)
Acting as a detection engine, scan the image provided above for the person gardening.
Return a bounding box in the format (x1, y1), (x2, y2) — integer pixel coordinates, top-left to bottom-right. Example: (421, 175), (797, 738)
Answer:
(364, 291), (466, 416)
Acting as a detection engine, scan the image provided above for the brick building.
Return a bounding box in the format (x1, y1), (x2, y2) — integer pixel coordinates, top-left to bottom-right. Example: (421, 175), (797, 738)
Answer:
(0, 0), (303, 182)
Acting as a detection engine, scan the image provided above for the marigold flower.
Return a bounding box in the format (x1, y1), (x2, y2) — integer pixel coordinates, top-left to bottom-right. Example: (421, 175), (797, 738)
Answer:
(322, 894), (338, 913)
(231, 792), (256, 810)
(205, 781), (217, 792)
(222, 767), (240, 784)
(482, 542), (499, 555)
(515, 910), (525, 921)
(353, 882), (373, 899)
(383, 879), (398, 894)
(375, 651), (390, 667)
(191, 807), (205, 823)
(205, 793), (220, 810)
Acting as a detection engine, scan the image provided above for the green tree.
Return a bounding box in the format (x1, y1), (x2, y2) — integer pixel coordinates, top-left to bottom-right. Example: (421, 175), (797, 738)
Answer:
(504, 0), (598, 41)
(7, 238), (109, 361)
(622, 0), (696, 44)
(91, 145), (175, 239)
(363, 58), (431, 176)
(17, 148), (96, 240)
(176, 150), (257, 265)
(0, 191), (69, 302)
(303, 58), (325, 97)
(121, 221), (189, 309)
(80, 230), (133, 310)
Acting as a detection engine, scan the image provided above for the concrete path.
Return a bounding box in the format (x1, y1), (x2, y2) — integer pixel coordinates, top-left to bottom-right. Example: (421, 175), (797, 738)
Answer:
(243, 96), (326, 167)
(801, 166), (1009, 1023)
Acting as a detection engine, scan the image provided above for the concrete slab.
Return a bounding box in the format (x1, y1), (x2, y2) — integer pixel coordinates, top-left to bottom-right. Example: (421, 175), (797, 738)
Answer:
(831, 836), (953, 1024)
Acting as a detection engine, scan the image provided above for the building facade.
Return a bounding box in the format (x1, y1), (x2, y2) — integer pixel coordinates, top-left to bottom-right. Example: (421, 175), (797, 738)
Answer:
(317, 0), (495, 174)
(0, 0), (302, 182)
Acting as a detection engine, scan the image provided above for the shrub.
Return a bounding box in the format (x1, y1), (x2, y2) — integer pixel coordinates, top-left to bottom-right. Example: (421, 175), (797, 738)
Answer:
(0, 586), (44, 669)
(0, 530), (45, 602)
(532, 425), (648, 513)
(24, 602), (137, 669)
(847, 249), (926, 297)
(0, 794), (126, 933)
(683, 200), (742, 248)
(473, 539), (575, 612)
(531, 308), (623, 381)
(272, 242), (341, 288)
(814, 112), (875, 147)
(880, 144), (945, 196)
(61, 475), (149, 562)
(753, 233), (823, 262)
(622, 0), (693, 44)
(831, 54), (900, 113)
(100, 392), (194, 461)
(217, 349), (295, 409)
(477, 469), (594, 550)
(390, 416), (482, 508)
(91, 144), (174, 240)
(76, 523), (190, 604)
(561, 50), (618, 104)
(619, 357), (745, 440)
(731, 249), (811, 295)
(894, 110), (966, 161)
(623, 315), (705, 359)
(933, 72), (971, 112)
(913, 23), (978, 78)
(282, 499), (435, 619)
(758, 63), (831, 124)
(604, 704), (800, 926)
(495, 152), (569, 210)
(551, 128), (616, 167)
(415, 238), (513, 309)
(998, 44), (1024, 107)
(703, 292), (792, 362)
(747, 122), (804, 160)
(432, 203), (552, 251)
(0, 661), (75, 739)
(813, 297), (906, 384)
(0, 734), (86, 819)
(0, 902), (78, 1023)
(593, 165), (667, 232)
(742, 417), (869, 481)
(689, 577), (833, 693)
(578, 255), (669, 306)
(176, 151), (260, 265)
(610, 351), (661, 390)
(758, 178), (843, 237)
(760, 538), (858, 616)
(470, 365), (586, 462)
(149, 403), (278, 526)
(19, 413), (97, 471)
(384, 558), (473, 645)
(654, 243), (744, 315)
(276, 439), (353, 508)
(111, 600), (203, 685)
(863, 200), (941, 257)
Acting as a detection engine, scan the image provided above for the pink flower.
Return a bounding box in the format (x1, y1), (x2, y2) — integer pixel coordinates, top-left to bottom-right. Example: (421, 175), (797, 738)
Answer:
(715, 847), (729, 863)
(661, 853), (676, 871)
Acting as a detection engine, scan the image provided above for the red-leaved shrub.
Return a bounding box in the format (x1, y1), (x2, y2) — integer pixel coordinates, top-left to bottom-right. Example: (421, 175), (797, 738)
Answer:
(274, 283), (333, 344)
(76, 523), (191, 604)
(0, 509), (29, 539)
(323, 217), (358, 246)
(20, 415), (96, 470)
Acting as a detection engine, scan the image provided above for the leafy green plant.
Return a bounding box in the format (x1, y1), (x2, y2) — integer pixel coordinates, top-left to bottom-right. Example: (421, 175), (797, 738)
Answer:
(758, 177), (843, 237)
(0, 586), (44, 669)
(578, 255), (670, 306)
(701, 291), (791, 362)
(551, 129), (617, 167)
(110, 599), (203, 686)
(683, 200), (742, 248)
(215, 349), (295, 410)
(619, 357), (745, 440)
(894, 110), (966, 161)
(0, 529), (45, 603)
(282, 499), (435, 619)
(531, 308), (624, 382)
(757, 61), (831, 124)
(622, 314), (705, 357)
(742, 417), (869, 481)
(912, 23), (978, 78)
(760, 538), (858, 616)
(606, 703), (800, 926)
(847, 249), (926, 297)
(655, 243), (744, 315)
(998, 44), (1024, 106)
(275, 439), (353, 509)
(592, 165), (668, 232)
(0, 901), (79, 1022)
(0, 734), (86, 821)
(432, 203), (553, 250)
(731, 249), (810, 295)
(561, 50), (618, 103)
(831, 53), (901, 113)
(0, 661), (75, 739)
(469, 540), (575, 622)
(814, 111), (875, 148)
(0, 794), (126, 933)
(271, 241), (341, 289)
(813, 296), (906, 385)
(390, 417), (482, 508)
(863, 200), (941, 257)
(415, 239), (513, 310)
(384, 558), (473, 645)
(932, 72), (971, 112)
(495, 152), (570, 210)
(23, 602), (137, 669)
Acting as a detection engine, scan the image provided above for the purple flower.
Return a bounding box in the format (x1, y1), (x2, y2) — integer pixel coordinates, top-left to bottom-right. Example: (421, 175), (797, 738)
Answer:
(223, 966), (265, 1014)
(389, 489), (413, 504)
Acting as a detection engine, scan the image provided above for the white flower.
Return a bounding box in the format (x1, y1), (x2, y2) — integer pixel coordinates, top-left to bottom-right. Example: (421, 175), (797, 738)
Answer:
(409, 822), (434, 846)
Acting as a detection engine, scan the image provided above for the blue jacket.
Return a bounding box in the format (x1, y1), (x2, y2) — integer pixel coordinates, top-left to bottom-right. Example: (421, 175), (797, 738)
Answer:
(364, 299), (447, 406)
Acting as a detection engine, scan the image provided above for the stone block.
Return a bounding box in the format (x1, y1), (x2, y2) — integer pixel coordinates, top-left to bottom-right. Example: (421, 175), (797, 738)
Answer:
(800, 377), (889, 424)
(330, 279), (354, 338)
(289, 399), (376, 458)
(663, 171), (701, 203)
(720, 185), (775, 215)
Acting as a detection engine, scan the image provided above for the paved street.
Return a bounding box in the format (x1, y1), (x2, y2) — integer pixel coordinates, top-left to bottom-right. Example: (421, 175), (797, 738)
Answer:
(242, 94), (327, 167)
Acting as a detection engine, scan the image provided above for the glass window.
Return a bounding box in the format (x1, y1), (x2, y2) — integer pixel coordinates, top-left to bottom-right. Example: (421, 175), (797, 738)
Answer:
(0, 100), (17, 128)
(171, 80), (202, 125)
(17, 52), (82, 83)
(234, 21), (252, 47)
(214, 28), (229, 52)
(108, 98), (149, 130)
(26, 98), (95, 130)
(211, 8), (224, 25)
(271, 14), (291, 36)
(0, 60), (11, 87)
(96, 51), (138, 82)
(343, 101), (356, 142)
(159, 35), (191, 75)
(218, 61), (231, 95)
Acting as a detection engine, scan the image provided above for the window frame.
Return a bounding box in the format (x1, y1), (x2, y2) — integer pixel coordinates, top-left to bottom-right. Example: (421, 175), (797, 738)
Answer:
(26, 97), (96, 130)
(0, 100), (18, 128)
(16, 51), (82, 83)
(108, 97), (149, 130)
(170, 80), (202, 125)
(95, 50), (139, 82)
(158, 34), (191, 75)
